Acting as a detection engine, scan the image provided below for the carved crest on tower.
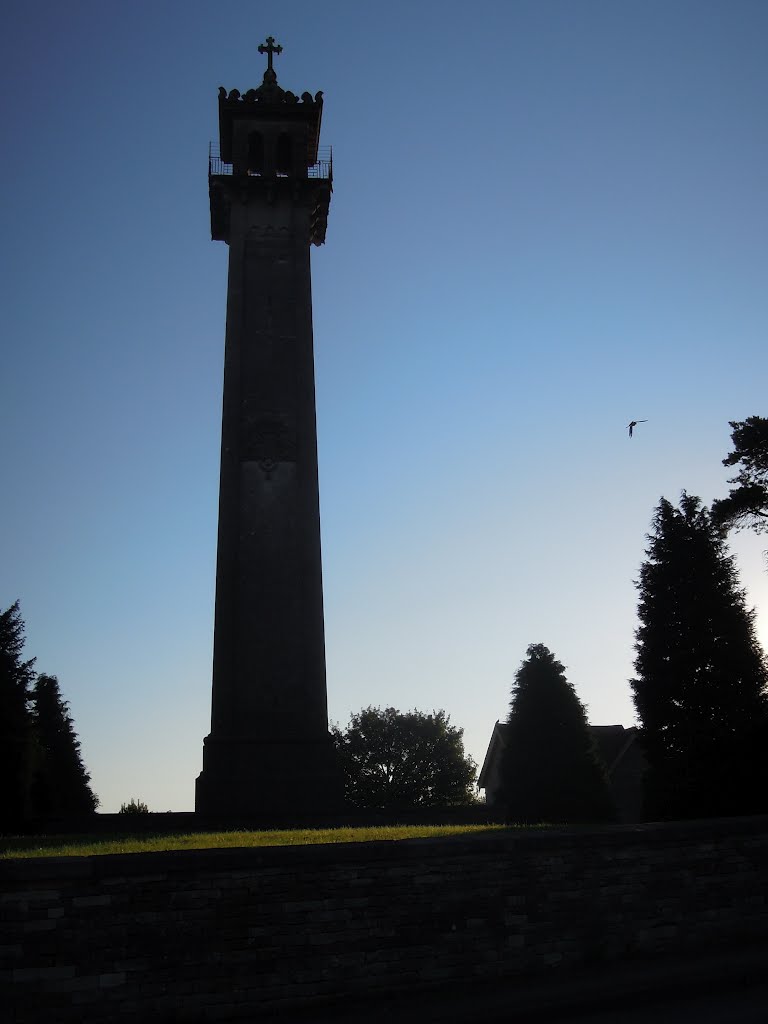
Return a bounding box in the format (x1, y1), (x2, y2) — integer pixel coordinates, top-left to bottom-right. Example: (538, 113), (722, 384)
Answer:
(240, 404), (297, 465)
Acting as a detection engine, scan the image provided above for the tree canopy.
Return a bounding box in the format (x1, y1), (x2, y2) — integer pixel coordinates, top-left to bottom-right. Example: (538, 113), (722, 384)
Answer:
(501, 644), (615, 824)
(712, 416), (768, 536)
(331, 706), (477, 810)
(631, 493), (768, 820)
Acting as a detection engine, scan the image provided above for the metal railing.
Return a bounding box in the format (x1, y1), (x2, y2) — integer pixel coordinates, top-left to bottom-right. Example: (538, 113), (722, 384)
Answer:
(209, 143), (332, 180)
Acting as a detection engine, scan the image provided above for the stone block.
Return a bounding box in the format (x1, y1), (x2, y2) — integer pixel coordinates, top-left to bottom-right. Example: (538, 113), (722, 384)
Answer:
(0, 889), (60, 904)
(13, 964), (76, 983)
(99, 971), (127, 988)
(23, 918), (56, 932)
(56, 975), (102, 992)
(70, 989), (98, 1007)
(72, 894), (112, 908)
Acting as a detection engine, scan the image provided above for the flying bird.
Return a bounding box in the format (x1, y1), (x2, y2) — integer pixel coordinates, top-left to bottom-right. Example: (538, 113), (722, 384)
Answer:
(627, 419), (648, 438)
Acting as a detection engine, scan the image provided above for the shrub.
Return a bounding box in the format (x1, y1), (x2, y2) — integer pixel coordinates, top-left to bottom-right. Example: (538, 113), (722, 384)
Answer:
(118, 798), (150, 815)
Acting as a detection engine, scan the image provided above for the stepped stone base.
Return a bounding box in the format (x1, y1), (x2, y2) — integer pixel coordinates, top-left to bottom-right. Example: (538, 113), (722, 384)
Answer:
(195, 733), (343, 817)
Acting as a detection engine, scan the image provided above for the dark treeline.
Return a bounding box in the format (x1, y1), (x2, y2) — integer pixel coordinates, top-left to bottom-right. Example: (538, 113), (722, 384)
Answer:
(497, 416), (768, 825)
(629, 417), (768, 819)
(2, 418), (765, 828)
(0, 602), (97, 831)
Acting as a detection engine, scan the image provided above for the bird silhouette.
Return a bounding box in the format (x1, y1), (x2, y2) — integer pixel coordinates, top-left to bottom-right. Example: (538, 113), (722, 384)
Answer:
(627, 419), (648, 438)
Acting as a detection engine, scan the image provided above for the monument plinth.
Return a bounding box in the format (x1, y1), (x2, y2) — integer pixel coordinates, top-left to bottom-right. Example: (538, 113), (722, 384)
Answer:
(196, 39), (341, 817)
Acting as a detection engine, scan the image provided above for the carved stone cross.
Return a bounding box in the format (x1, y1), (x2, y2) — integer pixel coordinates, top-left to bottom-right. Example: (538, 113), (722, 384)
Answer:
(258, 36), (283, 72)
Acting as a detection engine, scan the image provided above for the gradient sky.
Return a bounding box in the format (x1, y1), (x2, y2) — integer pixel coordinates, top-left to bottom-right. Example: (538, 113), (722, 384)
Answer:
(2, 0), (766, 812)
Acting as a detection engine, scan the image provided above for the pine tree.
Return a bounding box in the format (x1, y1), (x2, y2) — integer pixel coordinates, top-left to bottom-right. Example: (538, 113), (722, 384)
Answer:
(631, 493), (768, 820)
(501, 644), (615, 824)
(29, 674), (98, 818)
(712, 416), (768, 536)
(0, 601), (36, 829)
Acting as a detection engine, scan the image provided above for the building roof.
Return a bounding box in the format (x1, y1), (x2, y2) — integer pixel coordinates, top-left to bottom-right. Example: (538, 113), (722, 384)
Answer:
(478, 721), (639, 790)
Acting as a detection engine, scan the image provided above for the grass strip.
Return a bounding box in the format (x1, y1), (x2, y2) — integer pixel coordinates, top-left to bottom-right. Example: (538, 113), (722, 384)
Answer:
(1, 824), (508, 859)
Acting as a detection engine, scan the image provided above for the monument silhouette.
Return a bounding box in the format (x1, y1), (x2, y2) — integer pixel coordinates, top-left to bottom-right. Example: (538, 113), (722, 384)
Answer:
(196, 39), (341, 816)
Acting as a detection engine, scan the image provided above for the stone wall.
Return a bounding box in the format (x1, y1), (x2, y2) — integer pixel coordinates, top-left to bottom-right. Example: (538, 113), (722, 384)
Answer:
(4, 816), (768, 1022)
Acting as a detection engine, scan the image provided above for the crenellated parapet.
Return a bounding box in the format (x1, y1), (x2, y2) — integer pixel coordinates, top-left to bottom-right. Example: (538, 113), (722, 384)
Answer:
(218, 83), (324, 108)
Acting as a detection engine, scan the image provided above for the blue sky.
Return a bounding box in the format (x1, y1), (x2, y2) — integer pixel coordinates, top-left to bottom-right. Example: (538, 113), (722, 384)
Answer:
(2, 0), (766, 811)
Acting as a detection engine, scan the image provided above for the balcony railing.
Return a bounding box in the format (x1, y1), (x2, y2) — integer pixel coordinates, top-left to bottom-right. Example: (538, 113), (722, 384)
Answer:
(209, 143), (332, 180)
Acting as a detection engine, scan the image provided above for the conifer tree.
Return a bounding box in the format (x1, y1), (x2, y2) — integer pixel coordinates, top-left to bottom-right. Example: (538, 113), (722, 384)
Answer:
(631, 493), (768, 820)
(501, 644), (615, 824)
(29, 674), (98, 818)
(0, 601), (36, 828)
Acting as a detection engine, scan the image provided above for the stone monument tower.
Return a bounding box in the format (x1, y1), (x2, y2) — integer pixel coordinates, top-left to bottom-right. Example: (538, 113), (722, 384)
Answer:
(196, 39), (340, 816)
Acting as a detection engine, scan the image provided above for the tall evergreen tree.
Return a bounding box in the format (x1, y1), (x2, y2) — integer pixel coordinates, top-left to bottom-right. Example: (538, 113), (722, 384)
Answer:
(631, 493), (768, 820)
(0, 601), (36, 829)
(501, 644), (615, 824)
(29, 674), (98, 818)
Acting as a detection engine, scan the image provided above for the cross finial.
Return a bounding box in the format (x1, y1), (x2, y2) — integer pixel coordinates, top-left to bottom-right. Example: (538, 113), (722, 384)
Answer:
(258, 36), (283, 73)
